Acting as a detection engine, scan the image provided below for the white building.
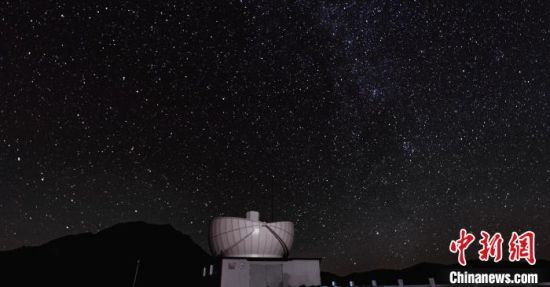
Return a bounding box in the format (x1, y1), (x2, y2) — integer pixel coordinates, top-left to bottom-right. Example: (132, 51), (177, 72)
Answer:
(202, 211), (321, 287)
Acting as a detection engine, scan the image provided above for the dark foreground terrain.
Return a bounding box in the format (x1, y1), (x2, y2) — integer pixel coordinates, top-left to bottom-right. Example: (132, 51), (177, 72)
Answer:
(323, 260), (550, 285)
(0, 222), (211, 287)
(1, 222), (548, 286)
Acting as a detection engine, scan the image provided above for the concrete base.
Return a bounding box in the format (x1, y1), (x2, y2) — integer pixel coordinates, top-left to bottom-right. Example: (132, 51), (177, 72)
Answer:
(201, 257), (321, 287)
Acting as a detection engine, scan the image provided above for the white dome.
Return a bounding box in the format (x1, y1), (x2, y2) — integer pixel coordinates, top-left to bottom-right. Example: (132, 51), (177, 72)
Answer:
(209, 211), (294, 258)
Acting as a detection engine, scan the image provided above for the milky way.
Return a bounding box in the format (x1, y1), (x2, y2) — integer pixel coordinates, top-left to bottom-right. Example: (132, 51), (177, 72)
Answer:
(1, 0), (549, 274)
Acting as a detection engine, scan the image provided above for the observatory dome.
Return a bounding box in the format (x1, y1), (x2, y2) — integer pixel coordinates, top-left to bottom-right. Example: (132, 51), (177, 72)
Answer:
(209, 211), (294, 258)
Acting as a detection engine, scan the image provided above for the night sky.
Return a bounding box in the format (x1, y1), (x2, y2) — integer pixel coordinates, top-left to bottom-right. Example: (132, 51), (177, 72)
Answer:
(1, 0), (549, 275)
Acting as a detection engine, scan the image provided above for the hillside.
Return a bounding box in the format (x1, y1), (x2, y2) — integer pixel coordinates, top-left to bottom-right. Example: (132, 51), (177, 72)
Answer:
(0, 222), (211, 287)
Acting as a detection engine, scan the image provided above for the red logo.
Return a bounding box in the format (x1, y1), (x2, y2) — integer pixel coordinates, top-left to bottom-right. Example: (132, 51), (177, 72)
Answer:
(449, 229), (536, 266)
(478, 231), (504, 263)
(449, 229), (476, 266)
(509, 231), (536, 265)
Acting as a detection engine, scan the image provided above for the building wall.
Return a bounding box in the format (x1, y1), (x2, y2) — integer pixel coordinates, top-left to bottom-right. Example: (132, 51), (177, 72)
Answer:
(220, 259), (250, 287)
(282, 259), (321, 286)
(220, 258), (321, 287)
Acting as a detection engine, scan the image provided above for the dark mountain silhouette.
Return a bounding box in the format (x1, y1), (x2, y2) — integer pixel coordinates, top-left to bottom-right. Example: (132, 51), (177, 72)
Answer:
(0, 222), (211, 287)
(322, 260), (550, 286)
(2, 223), (548, 286)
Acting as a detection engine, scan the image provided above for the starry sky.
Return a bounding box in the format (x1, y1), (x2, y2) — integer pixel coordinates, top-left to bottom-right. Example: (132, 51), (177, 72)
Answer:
(1, 0), (549, 275)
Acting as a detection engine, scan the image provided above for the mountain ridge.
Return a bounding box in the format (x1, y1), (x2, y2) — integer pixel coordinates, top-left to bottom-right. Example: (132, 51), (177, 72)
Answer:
(2, 222), (548, 286)
(0, 221), (211, 287)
